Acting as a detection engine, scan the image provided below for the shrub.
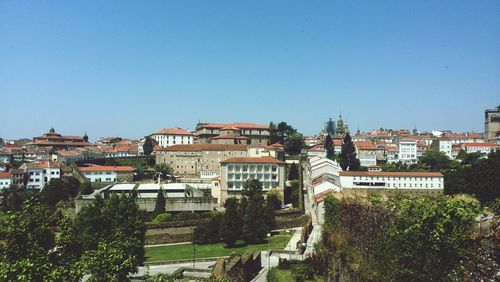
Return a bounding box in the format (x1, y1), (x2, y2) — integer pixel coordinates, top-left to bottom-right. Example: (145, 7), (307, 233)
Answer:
(151, 213), (172, 223)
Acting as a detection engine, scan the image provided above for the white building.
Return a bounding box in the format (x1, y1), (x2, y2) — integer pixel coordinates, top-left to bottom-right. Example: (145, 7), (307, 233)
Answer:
(80, 166), (135, 183)
(431, 138), (453, 159)
(20, 160), (61, 190)
(397, 139), (417, 164)
(150, 128), (194, 148)
(339, 171), (443, 191)
(0, 172), (11, 189)
(461, 142), (499, 155)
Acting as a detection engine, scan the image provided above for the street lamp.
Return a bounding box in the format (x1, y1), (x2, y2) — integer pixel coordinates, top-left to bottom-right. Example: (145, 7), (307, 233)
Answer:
(301, 242), (307, 261)
(267, 233), (271, 269)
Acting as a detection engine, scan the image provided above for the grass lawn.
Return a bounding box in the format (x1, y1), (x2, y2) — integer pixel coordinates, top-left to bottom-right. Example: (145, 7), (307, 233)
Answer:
(270, 268), (324, 282)
(145, 231), (293, 262)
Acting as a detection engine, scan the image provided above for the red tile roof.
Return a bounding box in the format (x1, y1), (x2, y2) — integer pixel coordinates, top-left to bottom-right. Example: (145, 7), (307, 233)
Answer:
(154, 128), (194, 135)
(211, 134), (249, 140)
(221, 156), (285, 164)
(199, 122), (269, 130)
(339, 171), (443, 177)
(157, 144), (248, 152)
(0, 172), (11, 179)
(25, 160), (60, 169)
(79, 166), (135, 172)
(355, 141), (377, 150)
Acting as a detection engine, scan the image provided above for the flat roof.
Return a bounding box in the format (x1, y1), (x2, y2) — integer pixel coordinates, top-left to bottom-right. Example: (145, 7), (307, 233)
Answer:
(109, 184), (136, 191)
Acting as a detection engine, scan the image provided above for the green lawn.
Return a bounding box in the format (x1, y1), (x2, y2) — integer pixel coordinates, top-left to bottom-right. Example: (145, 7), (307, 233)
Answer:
(145, 231), (293, 262)
(270, 268), (324, 282)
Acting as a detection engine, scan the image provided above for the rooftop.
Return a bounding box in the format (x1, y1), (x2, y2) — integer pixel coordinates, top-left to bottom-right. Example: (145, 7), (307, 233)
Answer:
(221, 156), (285, 164)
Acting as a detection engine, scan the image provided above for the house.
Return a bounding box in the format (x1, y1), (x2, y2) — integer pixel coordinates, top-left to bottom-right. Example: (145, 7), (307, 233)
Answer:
(396, 138), (417, 164)
(196, 122), (270, 145)
(150, 128), (195, 148)
(19, 159), (61, 190)
(430, 137), (453, 159)
(23, 127), (92, 151)
(79, 165), (135, 183)
(0, 172), (11, 189)
(339, 171), (443, 193)
(355, 141), (378, 167)
(213, 156), (286, 204)
(156, 144), (248, 179)
(461, 142), (499, 155)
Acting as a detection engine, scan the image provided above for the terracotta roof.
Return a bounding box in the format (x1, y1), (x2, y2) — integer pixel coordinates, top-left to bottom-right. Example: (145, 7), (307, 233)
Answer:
(0, 172), (11, 179)
(157, 144), (248, 152)
(467, 132), (482, 139)
(221, 156), (285, 164)
(462, 142), (498, 147)
(25, 160), (60, 169)
(355, 141), (377, 150)
(268, 143), (284, 148)
(79, 166), (135, 172)
(220, 125), (241, 131)
(314, 189), (336, 203)
(199, 122), (269, 130)
(154, 128), (194, 135)
(211, 134), (249, 140)
(339, 171), (443, 177)
(24, 140), (93, 147)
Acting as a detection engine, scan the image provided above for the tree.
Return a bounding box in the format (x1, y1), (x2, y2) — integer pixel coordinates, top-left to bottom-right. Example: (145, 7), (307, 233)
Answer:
(284, 134), (305, 156)
(266, 189), (283, 210)
(324, 134), (335, 160)
(288, 163), (299, 180)
(143, 137), (156, 156)
(241, 180), (273, 243)
(288, 180), (300, 208)
(155, 163), (174, 179)
(221, 198), (242, 246)
(269, 121), (297, 145)
(194, 213), (223, 244)
(418, 150), (451, 171)
(41, 178), (70, 207)
(339, 133), (360, 171)
(79, 181), (93, 195)
(325, 118), (335, 136)
(152, 188), (166, 219)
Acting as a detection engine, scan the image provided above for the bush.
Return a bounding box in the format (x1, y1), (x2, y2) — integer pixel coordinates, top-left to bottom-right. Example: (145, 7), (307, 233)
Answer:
(266, 268), (280, 282)
(151, 213), (172, 223)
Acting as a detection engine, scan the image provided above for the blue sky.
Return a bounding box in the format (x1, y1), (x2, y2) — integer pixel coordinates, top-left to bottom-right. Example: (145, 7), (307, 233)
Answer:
(1, 1), (499, 140)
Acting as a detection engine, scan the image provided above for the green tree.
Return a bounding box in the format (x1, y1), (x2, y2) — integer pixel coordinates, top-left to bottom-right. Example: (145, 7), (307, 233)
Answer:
(154, 163), (173, 178)
(288, 163), (299, 180)
(241, 180), (273, 243)
(143, 137), (157, 156)
(418, 150), (451, 171)
(339, 133), (360, 171)
(266, 189), (283, 210)
(79, 181), (93, 195)
(221, 198), (242, 247)
(325, 118), (335, 136)
(289, 180), (300, 208)
(269, 121), (297, 145)
(324, 134), (335, 160)
(152, 188), (166, 219)
(193, 213), (223, 244)
(284, 134), (305, 156)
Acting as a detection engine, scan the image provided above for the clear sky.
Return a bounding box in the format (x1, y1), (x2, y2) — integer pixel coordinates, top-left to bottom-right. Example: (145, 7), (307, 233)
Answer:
(1, 0), (499, 140)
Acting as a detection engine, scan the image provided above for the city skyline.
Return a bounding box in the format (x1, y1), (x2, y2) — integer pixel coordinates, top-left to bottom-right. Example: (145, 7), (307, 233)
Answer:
(1, 1), (499, 139)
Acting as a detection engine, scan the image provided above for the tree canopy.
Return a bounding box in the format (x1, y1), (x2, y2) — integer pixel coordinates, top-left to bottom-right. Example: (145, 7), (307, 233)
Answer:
(339, 133), (360, 171)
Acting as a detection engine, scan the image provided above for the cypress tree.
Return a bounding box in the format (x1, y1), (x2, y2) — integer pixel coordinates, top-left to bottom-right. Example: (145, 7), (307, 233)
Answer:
(221, 198), (241, 246)
(324, 134), (335, 160)
(152, 188), (166, 219)
(340, 133), (361, 171)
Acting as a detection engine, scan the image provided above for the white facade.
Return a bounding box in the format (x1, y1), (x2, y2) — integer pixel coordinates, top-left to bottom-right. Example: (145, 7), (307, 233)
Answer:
(461, 143), (499, 155)
(398, 140), (417, 164)
(0, 173), (11, 189)
(83, 170), (118, 183)
(150, 128), (194, 148)
(24, 166), (60, 190)
(226, 163), (280, 190)
(339, 172), (443, 190)
(432, 139), (453, 159)
(357, 151), (377, 167)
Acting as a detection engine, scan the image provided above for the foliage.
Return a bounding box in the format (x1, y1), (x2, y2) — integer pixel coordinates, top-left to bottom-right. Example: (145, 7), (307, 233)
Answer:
(266, 189), (283, 210)
(324, 134), (335, 160)
(221, 198), (242, 246)
(154, 163), (173, 178)
(143, 137), (157, 156)
(288, 180), (300, 208)
(241, 180), (274, 243)
(325, 118), (335, 136)
(339, 133), (360, 171)
(445, 150), (500, 204)
(284, 134), (306, 156)
(486, 197), (500, 214)
(323, 195), (340, 228)
(269, 121), (298, 145)
(0, 187), (38, 213)
(152, 188), (166, 219)
(144, 272), (184, 282)
(151, 213), (173, 223)
(288, 163), (299, 181)
(193, 212), (223, 244)
(79, 181), (93, 195)
(41, 177), (80, 207)
(418, 150), (451, 171)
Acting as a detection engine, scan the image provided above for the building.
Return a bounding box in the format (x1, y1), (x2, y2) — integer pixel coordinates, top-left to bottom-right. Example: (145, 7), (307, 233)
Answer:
(23, 127), (92, 151)
(150, 128), (195, 148)
(396, 138), (417, 164)
(485, 105), (500, 141)
(0, 172), (11, 189)
(355, 141), (378, 167)
(196, 122), (270, 145)
(156, 144), (248, 179)
(339, 171), (444, 193)
(214, 156), (286, 204)
(79, 165), (135, 183)
(430, 138), (453, 159)
(19, 159), (61, 190)
(461, 142), (499, 155)
(10, 169), (27, 188)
